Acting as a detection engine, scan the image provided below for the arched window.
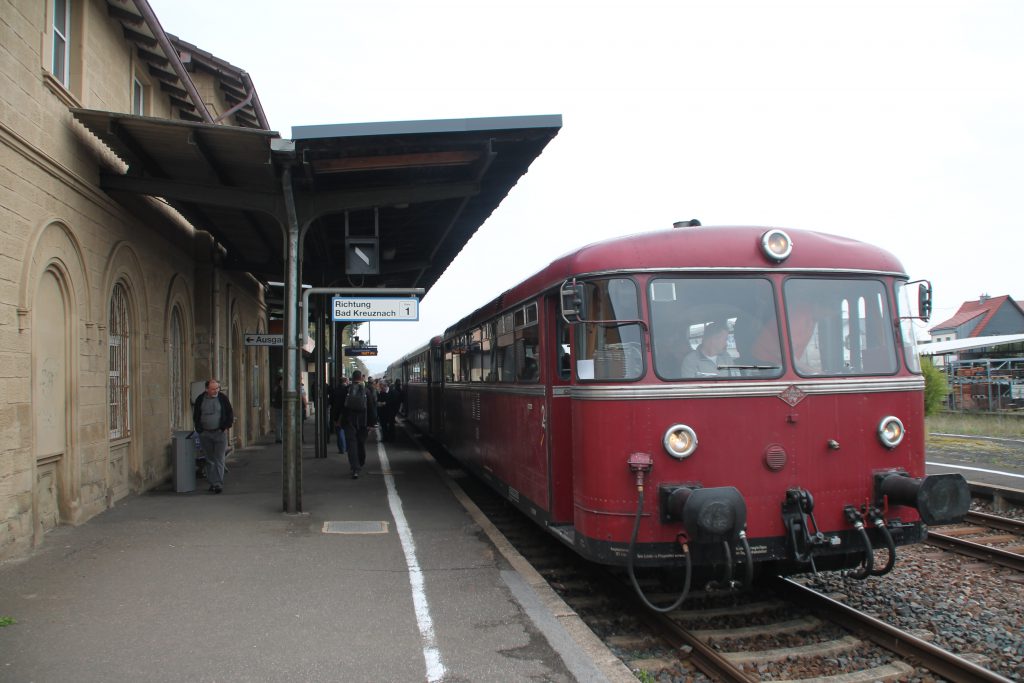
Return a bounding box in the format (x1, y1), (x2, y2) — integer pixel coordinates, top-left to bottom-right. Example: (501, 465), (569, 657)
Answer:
(109, 282), (131, 440)
(169, 306), (185, 430)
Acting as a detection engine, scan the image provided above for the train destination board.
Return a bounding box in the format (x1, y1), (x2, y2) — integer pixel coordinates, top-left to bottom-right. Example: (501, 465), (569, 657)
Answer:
(344, 346), (379, 357)
(333, 297), (419, 322)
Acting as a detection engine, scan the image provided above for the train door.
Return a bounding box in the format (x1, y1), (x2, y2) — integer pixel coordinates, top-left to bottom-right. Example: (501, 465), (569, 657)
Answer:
(429, 339), (444, 435)
(545, 292), (574, 524)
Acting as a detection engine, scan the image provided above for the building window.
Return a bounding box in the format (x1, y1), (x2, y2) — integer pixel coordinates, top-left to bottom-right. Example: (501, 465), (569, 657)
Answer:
(109, 283), (132, 440)
(169, 306), (185, 430)
(132, 76), (145, 115)
(52, 0), (71, 86)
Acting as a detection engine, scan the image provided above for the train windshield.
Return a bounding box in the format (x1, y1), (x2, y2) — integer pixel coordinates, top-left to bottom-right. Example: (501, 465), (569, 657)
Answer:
(783, 278), (898, 376)
(649, 278), (783, 380)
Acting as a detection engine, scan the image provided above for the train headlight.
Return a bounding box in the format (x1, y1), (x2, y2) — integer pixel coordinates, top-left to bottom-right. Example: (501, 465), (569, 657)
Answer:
(663, 424), (698, 460)
(877, 416), (905, 449)
(761, 229), (793, 262)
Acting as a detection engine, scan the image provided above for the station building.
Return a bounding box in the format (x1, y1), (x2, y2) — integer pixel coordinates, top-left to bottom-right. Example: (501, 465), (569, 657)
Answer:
(1, 0), (273, 560)
(2, 1), (561, 562)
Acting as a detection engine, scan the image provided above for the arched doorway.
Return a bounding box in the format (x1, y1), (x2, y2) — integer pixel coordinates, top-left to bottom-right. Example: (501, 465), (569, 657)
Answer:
(32, 268), (73, 540)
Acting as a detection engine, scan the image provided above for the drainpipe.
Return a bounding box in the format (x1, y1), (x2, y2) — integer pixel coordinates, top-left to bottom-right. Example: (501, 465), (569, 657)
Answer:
(213, 265), (221, 381)
(279, 156), (302, 514)
(132, 0), (214, 123)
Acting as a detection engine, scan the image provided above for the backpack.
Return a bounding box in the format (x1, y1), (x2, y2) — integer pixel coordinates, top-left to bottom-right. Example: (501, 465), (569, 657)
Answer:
(344, 383), (366, 411)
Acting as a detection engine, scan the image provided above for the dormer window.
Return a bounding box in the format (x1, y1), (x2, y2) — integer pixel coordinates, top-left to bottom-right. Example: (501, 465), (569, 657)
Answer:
(132, 76), (145, 115)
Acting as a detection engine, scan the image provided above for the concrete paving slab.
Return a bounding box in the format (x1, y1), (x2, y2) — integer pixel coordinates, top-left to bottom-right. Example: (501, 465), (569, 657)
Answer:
(0, 424), (633, 682)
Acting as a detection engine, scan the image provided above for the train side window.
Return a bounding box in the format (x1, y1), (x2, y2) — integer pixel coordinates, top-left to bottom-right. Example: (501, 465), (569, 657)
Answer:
(444, 340), (455, 382)
(577, 278), (643, 381)
(895, 282), (922, 373)
(482, 322), (496, 383)
(497, 316), (516, 383)
(556, 305), (571, 381)
(469, 328), (484, 382)
(516, 312), (541, 383)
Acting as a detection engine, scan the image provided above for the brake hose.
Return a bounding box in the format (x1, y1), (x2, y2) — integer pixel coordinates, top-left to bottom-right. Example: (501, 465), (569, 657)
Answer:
(626, 487), (691, 612)
(846, 512), (875, 580)
(868, 513), (897, 576)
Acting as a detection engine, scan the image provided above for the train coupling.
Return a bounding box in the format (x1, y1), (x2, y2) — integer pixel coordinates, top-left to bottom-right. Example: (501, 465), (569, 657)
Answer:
(782, 487), (829, 564)
(874, 471), (970, 526)
(658, 485), (747, 542)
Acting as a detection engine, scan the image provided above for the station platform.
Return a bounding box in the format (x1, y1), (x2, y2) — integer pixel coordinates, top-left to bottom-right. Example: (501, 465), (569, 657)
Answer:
(925, 433), (1024, 493)
(0, 421), (633, 682)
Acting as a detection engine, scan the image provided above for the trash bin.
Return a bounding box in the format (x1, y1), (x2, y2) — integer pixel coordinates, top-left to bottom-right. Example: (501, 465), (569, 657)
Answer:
(172, 430), (197, 493)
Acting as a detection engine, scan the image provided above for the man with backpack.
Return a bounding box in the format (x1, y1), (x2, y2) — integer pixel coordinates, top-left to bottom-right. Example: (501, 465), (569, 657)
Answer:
(338, 370), (368, 479)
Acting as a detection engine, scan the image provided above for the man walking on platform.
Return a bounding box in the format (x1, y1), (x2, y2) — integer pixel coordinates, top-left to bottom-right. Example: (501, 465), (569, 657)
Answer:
(193, 378), (234, 494)
(329, 375), (350, 456)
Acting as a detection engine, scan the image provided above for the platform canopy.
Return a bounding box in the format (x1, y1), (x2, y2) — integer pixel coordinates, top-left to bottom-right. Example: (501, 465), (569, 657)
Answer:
(919, 334), (1024, 356)
(71, 109), (561, 294)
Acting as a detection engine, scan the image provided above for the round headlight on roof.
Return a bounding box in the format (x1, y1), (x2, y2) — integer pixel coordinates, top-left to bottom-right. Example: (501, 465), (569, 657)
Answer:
(877, 416), (905, 449)
(761, 229), (793, 262)
(664, 424), (698, 460)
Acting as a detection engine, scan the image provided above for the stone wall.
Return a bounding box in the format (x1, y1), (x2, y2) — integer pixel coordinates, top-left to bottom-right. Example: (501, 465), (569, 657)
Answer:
(0, 0), (269, 561)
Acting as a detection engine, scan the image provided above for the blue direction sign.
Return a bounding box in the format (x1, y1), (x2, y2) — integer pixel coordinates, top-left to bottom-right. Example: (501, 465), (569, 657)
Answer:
(344, 346), (379, 357)
(333, 297), (419, 322)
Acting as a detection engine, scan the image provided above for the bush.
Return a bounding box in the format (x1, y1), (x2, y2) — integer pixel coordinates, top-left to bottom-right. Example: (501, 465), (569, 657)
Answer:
(921, 357), (948, 416)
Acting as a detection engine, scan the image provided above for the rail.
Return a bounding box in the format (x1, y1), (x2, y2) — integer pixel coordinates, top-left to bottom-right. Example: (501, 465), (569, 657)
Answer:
(770, 576), (1014, 683)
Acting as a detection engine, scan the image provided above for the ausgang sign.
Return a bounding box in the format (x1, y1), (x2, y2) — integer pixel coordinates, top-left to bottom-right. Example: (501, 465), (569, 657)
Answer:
(244, 333), (283, 346)
(333, 297), (419, 322)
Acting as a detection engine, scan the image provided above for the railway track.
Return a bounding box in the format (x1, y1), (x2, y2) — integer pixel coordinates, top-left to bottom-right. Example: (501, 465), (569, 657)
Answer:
(608, 573), (1014, 683)
(926, 510), (1024, 572)
(425, 444), (1016, 682)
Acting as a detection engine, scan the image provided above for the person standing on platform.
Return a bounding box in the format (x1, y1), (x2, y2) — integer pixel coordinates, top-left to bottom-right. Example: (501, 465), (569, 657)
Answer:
(366, 377), (379, 431)
(270, 376), (283, 443)
(341, 370), (368, 479)
(378, 381), (397, 441)
(393, 379), (405, 417)
(330, 375), (350, 456)
(192, 378), (234, 494)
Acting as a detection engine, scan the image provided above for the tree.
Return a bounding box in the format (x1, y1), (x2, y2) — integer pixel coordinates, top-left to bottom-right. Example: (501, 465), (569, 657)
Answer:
(921, 357), (948, 416)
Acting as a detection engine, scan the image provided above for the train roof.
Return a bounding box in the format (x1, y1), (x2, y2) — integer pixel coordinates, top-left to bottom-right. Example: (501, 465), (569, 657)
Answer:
(446, 225), (908, 334)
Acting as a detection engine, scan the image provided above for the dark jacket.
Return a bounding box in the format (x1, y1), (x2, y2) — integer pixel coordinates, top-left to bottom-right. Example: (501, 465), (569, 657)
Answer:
(193, 392), (234, 432)
(330, 384), (348, 427)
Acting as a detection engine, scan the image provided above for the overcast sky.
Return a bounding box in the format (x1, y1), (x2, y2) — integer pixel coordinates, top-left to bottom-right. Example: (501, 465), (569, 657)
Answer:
(148, 0), (1023, 375)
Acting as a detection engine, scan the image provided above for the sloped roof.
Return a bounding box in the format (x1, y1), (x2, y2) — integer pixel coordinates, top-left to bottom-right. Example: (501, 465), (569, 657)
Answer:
(929, 295), (1012, 336)
(102, 0), (268, 128)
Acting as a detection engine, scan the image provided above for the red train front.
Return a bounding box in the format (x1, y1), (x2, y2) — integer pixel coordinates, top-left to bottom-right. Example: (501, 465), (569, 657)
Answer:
(390, 225), (969, 601)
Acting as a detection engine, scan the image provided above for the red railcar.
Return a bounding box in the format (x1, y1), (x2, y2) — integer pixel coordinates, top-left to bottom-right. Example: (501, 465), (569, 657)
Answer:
(389, 225), (968, 606)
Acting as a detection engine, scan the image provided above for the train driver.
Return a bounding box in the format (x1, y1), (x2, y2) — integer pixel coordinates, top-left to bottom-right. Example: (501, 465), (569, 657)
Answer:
(681, 322), (732, 378)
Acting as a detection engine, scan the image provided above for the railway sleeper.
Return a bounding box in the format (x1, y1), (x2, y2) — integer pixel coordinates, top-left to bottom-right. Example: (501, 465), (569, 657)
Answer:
(670, 599), (787, 621)
(625, 657), (678, 676)
(772, 661), (915, 683)
(605, 634), (661, 650)
(719, 634), (861, 664)
(692, 615), (822, 641)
